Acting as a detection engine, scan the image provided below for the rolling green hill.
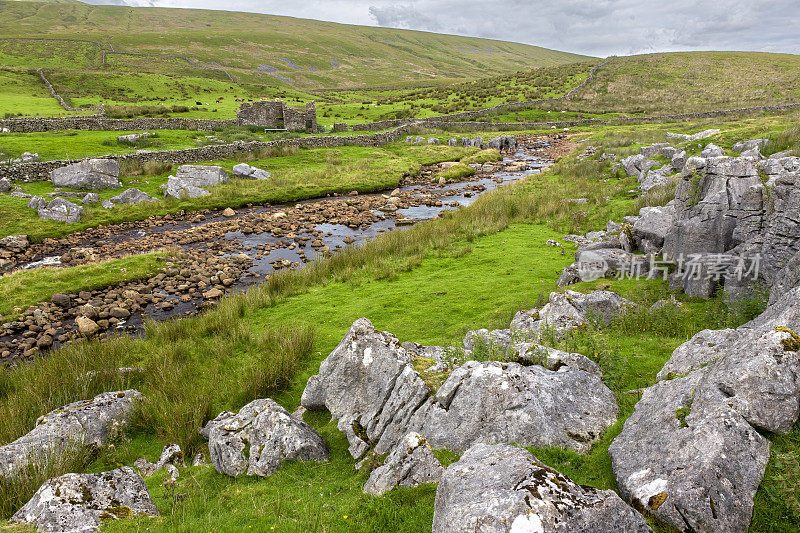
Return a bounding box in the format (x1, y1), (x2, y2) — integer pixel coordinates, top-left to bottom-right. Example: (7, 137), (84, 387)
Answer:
(0, 1), (591, 90)
(541, 51), (800, 115)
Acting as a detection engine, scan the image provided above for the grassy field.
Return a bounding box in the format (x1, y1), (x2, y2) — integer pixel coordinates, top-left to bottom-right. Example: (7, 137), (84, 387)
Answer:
(0, 69), (72, 117)
(544, 51), (800, 115)
(1, 116), (799, 531)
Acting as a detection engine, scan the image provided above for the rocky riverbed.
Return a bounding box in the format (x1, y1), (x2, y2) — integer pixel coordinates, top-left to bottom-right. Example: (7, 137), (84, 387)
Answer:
(0, 135), (567, 362)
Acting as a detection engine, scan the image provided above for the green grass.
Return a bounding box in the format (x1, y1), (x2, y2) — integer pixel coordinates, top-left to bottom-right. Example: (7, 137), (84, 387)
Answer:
(0, 143), (478, 242)
(0, 252), (167, 320)
(438, 162), (475, 180)
(460, 148), (501, 165)
(0, 68), (74, 118)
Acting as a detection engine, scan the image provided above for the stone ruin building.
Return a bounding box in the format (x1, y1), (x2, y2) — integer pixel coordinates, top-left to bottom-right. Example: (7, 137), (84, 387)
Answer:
(236, 100), (317, 132)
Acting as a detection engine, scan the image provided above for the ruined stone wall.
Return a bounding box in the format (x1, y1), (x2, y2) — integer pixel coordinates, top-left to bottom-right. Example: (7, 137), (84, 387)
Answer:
(282, 106), (306, 131)
(235, 101), (284, 128)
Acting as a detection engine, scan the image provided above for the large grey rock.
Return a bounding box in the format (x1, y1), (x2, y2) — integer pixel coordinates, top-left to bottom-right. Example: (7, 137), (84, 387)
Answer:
(700, 143), (725, 158)
(232, 163), (271, 180)
(202, 398), (328, 477)
(621, 154), (646, 177)
(610, 286), (800, 532)
(164, 176), (210, 200)
(302, 318), (618, 458)
(433, 443), (652, 533)
(540, 290), (635, 331)
(733, 139), (770, 154)
(51, 159), (121, 190)
(632, 203), (676, 252)
(0, 177), (10, 193)
(11, 467), (158, 533)
(572, 247), (651, 282)
(419, 359), (618, 454)
(640, 165), (677, 192)
(663, 156), (761, 259)
(363, 432), (443, 496)
(109, 188), (158, 205)
(0, 390), (142, 477)
(36, 197), (85, 223)
(640, 143), (670, 158)
(174, 165), (229, 187)
(671, 150), (688, 171)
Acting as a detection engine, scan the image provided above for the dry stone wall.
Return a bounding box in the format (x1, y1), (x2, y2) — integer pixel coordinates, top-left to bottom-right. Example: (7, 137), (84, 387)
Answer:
(1, 127), (411, 182)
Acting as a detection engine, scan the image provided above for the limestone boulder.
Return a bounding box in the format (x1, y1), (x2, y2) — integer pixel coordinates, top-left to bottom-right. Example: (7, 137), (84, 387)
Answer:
(632, 203), (676, 253)
(109, 188), (158, 204)
(51, 159), (121, 190)
(36, 197), (85, 223)
(164, 176), (211, 199)
(175, 165), (229, 187)
(433, 443), (652, 533)
(232, 163), (271, 180)
(202, 398), (328, 477)
(0, 390), (142, 477)
(610, 286), (800, 532)
(363, 433), (443, 496)
(11, 467), (158, 533)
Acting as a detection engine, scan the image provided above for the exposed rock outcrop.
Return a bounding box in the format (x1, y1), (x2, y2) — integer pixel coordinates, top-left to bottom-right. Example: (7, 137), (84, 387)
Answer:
(174, 165), (229, 187)
(301, 318), (618, 459)
(0, 390), (142, 477)
(201, 398), (329, 477)
(50, 159), (121, 190)
(11, 467), (158, 533)
(433, 443), (652, 533)
(363, 432), (443, 496)
(609, 285), (800, 532)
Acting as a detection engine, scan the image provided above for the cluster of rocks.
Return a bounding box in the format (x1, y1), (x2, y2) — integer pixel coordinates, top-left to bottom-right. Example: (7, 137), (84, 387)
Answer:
(0, 252), (252, 360)
(561, 133), (800, 299)
(287, 288), (652, 527)
(231, 162), (271, 180)
(301, 293), (626, 460)
(608, 261), (800, 532)
(402, 134), (517, 152)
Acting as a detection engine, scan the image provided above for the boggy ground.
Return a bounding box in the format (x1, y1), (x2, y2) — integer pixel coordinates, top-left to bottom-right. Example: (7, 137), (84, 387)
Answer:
(0, 136), (565, 362)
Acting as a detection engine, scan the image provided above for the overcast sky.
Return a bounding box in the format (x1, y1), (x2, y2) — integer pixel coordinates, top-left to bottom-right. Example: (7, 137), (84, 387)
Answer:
(84, 0), (800, 57)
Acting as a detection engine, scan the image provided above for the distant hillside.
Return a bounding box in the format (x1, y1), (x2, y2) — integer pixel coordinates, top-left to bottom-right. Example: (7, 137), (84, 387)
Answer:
(549, 52), (800, 115)
(0, 1), (592, 89)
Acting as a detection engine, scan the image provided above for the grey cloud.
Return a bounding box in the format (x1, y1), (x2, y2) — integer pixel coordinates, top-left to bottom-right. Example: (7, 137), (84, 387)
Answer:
(368, 4), (441, 31)
(76, 0), (800, 57)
